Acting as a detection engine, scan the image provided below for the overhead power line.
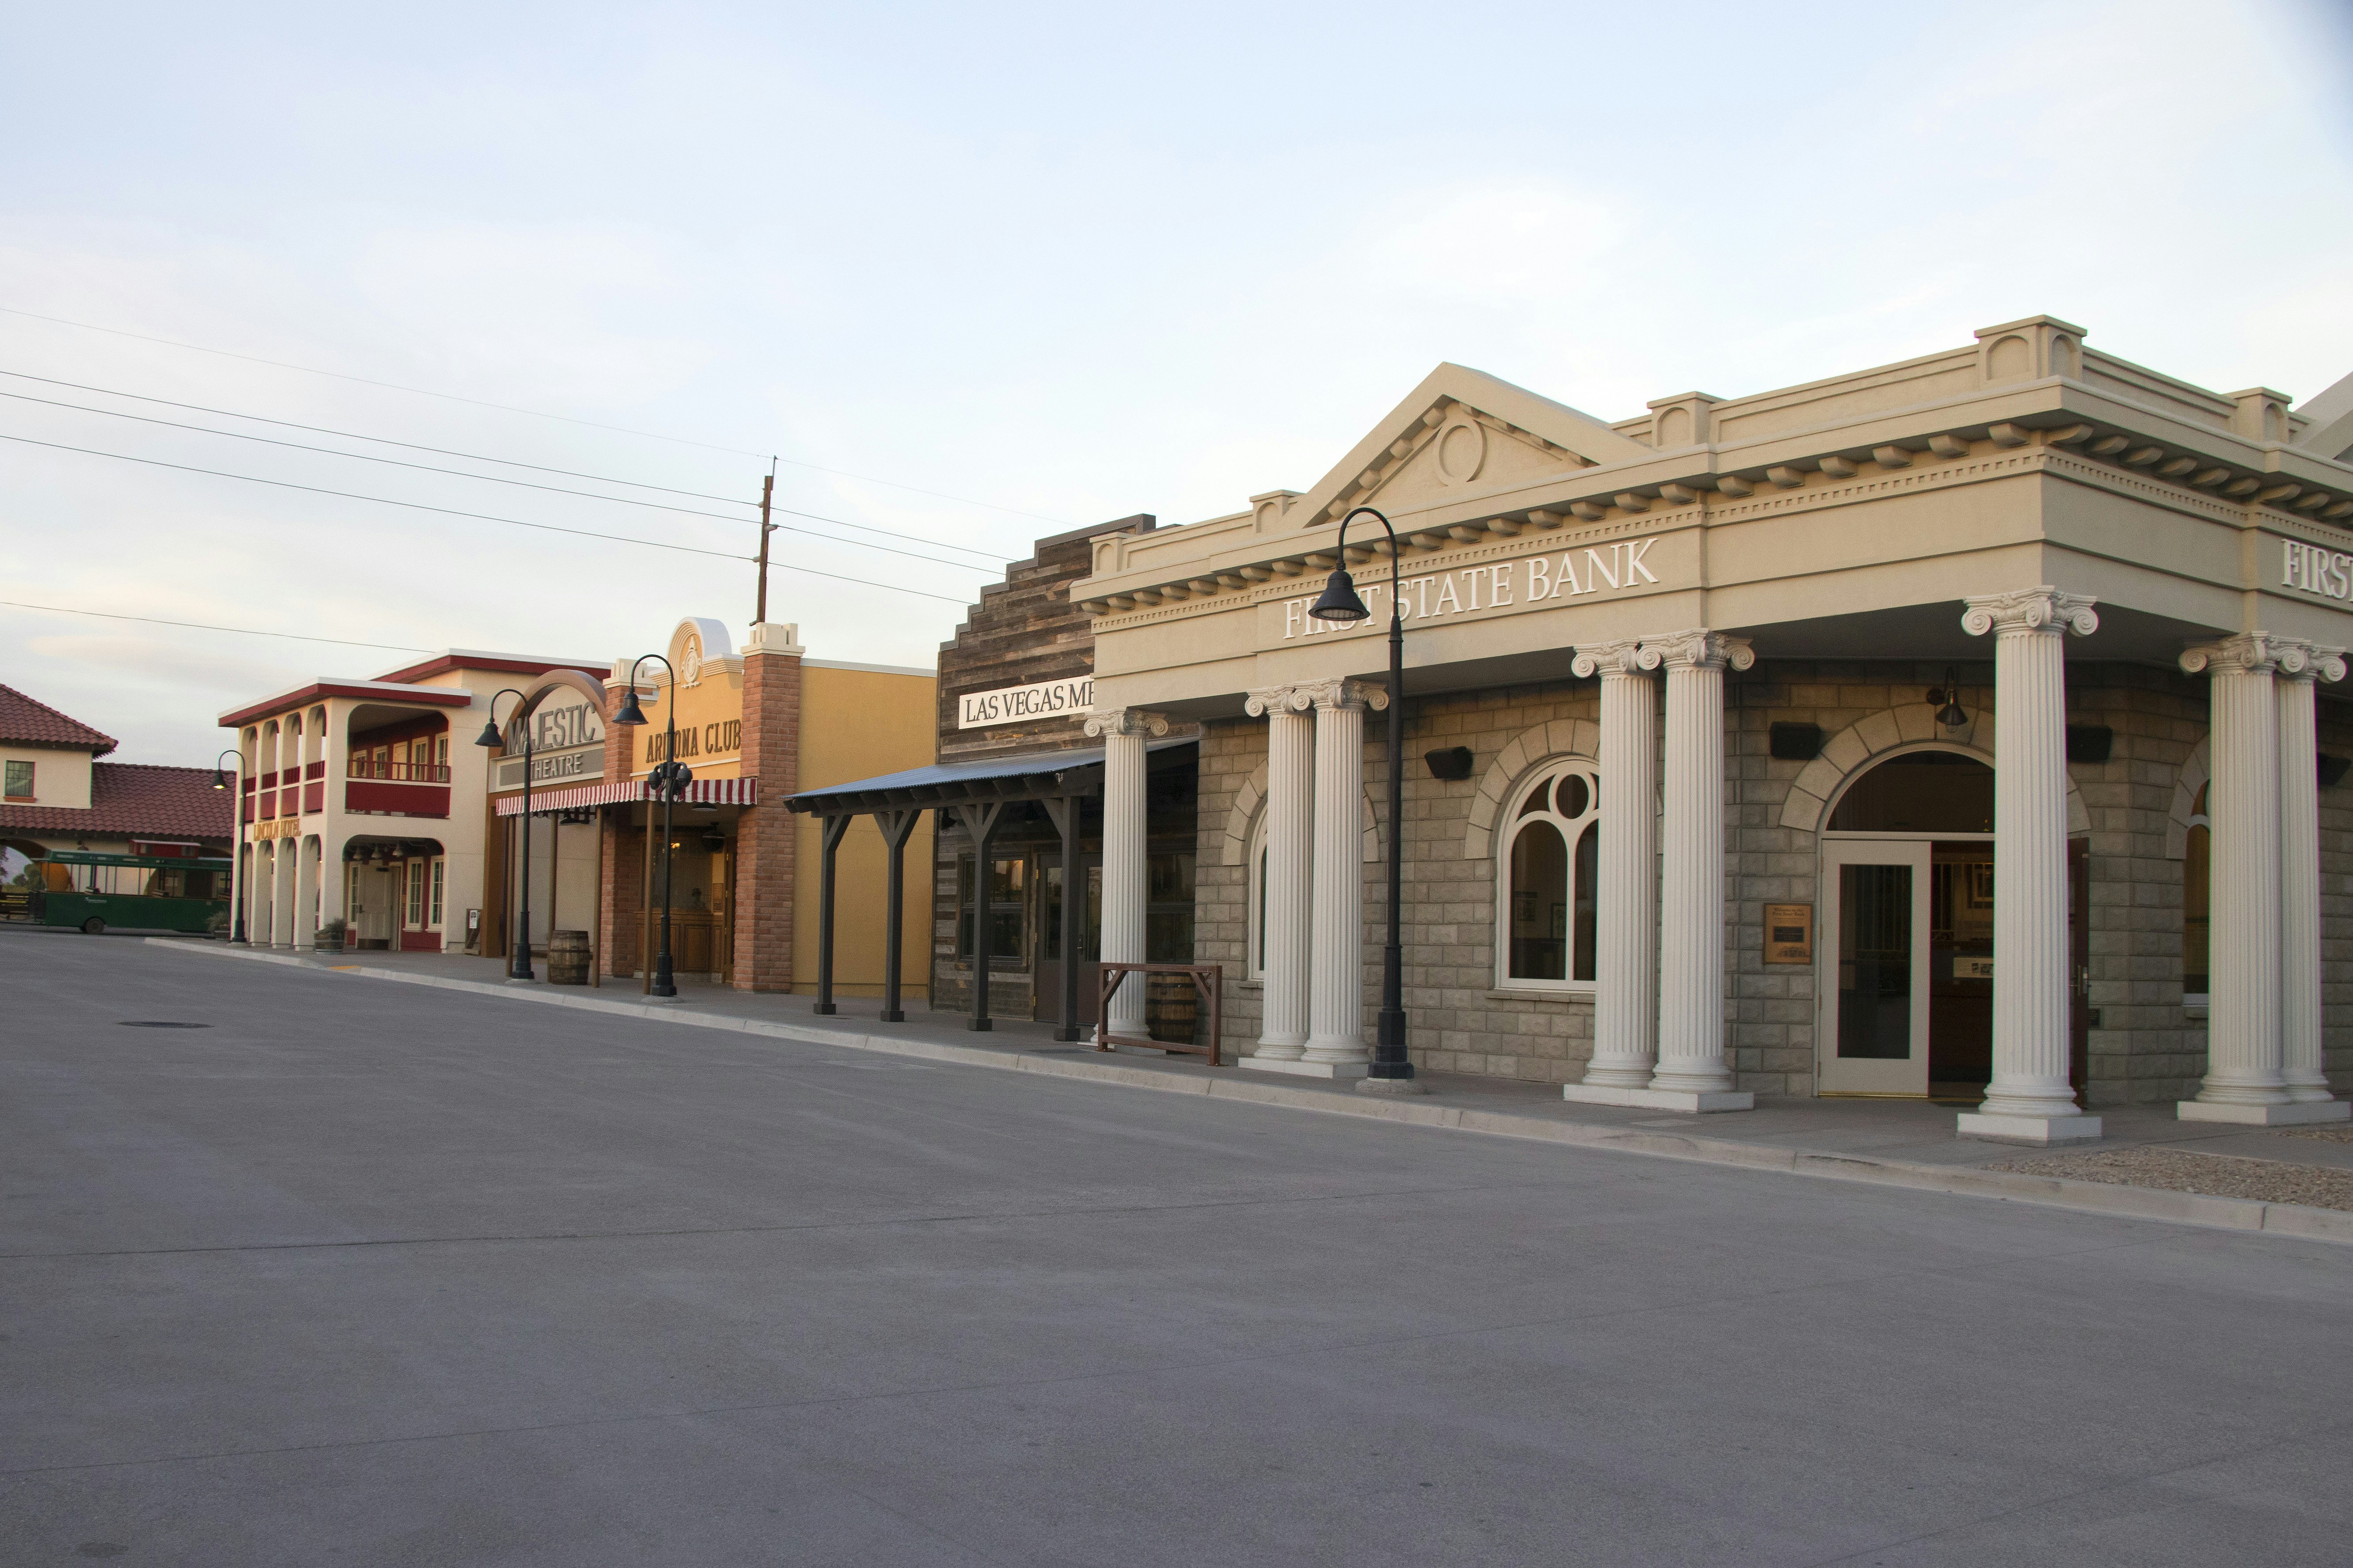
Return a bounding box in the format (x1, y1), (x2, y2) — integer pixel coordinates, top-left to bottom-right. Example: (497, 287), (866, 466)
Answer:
(0, 388), (994, 572)
(0, 304), (766, 458)
(0, 432), (975, 604)
(0, 368), (1010, 563)
(0, 367), (768, 505)
(0, 304), (1073, 527)
(0, 599), (433, 652)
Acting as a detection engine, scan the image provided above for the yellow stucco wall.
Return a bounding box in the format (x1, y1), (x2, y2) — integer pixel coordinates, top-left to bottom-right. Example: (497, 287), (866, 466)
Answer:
(792, 663), (936, 998)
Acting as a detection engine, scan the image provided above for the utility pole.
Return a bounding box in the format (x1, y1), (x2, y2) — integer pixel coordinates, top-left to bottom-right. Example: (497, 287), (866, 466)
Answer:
(753, 466), (776, 625)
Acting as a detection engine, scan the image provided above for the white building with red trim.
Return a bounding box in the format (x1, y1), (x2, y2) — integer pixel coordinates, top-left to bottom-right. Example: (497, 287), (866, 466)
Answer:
(217, 650), (606, 952)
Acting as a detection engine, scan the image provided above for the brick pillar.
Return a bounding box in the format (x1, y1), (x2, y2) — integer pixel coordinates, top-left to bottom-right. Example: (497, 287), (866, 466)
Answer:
(733, 621), (805, 990)
(599, 663), (642, 977)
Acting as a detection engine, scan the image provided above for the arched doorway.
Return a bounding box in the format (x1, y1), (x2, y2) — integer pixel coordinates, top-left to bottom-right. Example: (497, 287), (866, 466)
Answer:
(1817, 747), (2084, 1100)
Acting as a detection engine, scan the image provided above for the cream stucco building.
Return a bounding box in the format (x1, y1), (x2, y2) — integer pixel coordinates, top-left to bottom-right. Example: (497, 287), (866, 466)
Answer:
(1066, 315), (2353, 1141)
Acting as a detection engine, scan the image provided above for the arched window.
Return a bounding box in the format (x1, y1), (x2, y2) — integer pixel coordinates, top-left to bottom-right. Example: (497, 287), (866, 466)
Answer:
(2183, 783), (2209, 1004)
(1498, 760), (1600, 987)
(1246, 809), (1269, 981)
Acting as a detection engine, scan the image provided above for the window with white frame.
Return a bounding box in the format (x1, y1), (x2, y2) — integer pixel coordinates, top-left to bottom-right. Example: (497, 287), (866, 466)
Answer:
(429, 858), (446, 928)
(1498, 759), (1600, 988)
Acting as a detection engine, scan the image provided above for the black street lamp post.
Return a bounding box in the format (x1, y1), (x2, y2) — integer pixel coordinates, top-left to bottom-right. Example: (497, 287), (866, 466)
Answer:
(611, 656), (691, 998)
(211, 748), (247, 944)
(1308, 506), (1417, 1089)
(475, 689), (535, 981)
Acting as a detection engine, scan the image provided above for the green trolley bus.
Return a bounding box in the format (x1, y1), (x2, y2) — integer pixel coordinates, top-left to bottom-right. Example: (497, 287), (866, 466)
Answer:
(27, 850), (234, 935)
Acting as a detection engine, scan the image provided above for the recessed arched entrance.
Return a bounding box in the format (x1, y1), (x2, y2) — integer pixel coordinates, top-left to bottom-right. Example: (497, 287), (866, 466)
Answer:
(1816, 746), (2087, 1101)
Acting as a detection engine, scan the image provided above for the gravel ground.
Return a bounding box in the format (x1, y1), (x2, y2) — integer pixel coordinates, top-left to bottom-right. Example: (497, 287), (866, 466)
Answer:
(1989, 1146), (2353, 1210)
(2273, 1123), (2353, 1144)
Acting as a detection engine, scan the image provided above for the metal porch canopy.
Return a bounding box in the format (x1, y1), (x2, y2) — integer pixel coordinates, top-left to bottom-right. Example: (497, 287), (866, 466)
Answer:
(782, 735), (1195, 1041)
(782, 736), (1192, 816)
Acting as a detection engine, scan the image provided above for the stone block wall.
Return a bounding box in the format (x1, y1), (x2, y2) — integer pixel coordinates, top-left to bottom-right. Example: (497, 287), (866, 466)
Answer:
(1192, 657), (2353, 1104)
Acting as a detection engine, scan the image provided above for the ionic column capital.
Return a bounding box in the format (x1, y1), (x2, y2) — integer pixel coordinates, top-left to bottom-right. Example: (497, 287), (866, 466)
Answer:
(2180, 632), (2306, 678)
(1636, 629), (1755, 674)
(1961, 587), (2099, 640)
(1083, 707), (1170, 739)
(1297, 678), (1389, 712)
(1571, 639), (1647, 679)
(1244, 684), (1317, 717)
(2270, 637), (2349, 684)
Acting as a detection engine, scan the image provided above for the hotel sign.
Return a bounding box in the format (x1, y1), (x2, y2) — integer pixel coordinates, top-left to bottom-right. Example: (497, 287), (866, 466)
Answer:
(959, 675), (1094, 729)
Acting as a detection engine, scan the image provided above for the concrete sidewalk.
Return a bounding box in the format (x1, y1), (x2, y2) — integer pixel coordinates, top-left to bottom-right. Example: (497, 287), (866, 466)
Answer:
(138, 934), (2353, 1244)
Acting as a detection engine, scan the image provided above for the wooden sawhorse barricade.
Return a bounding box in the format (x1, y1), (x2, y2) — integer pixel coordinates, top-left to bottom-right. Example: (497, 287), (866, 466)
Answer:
(1095, 962), (1223, 1066)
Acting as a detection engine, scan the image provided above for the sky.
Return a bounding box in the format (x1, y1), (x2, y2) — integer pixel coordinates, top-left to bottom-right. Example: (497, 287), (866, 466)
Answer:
(3, 0), (2349, 765)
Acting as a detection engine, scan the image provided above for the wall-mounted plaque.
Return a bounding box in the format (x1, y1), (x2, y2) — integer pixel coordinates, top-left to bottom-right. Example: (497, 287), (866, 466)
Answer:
(1763, 903), (1813, 965)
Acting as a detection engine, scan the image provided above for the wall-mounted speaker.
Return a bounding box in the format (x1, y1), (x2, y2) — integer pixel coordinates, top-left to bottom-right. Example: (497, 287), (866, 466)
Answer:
(1768, 722), (1823, 761)
(1423, 746), (1475, 780)
(2065, 726), (2114, 764)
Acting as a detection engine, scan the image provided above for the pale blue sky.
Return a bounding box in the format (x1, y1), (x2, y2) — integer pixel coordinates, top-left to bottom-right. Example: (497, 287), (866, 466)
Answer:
(4, 0), (2349, 762)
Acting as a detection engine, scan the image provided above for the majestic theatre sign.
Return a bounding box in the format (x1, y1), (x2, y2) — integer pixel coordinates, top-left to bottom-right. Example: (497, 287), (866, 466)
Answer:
(498, 687), (606, 788)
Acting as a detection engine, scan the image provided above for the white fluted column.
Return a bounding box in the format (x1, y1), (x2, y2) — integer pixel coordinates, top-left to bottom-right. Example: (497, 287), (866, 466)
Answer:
(2175, 635), (2349, 1124)
(2187, 634), (2288, 1110)
(1245, 685), (1316, 1064)
(2278, 643), (2347, 1109)
(1567, 640), (1658, 1092)
(1301, 678), (1385, 1073)
(1639, 629), (1755, 1110)
(1085, 707), (1168, 1042)
(1957, 588), (2103, 1142)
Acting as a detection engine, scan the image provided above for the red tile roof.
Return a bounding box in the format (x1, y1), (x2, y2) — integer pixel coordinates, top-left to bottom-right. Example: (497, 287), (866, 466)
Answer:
(0, 763), (232, 841)
(0, 683), (117, 754)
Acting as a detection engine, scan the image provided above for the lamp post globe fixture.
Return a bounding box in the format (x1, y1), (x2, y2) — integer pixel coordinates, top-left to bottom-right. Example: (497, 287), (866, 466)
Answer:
(478, 689), (536, 981)
(213, 747), (248, 944)
(611, 655), (688, 998)
(1311, 506), (1416, 1089)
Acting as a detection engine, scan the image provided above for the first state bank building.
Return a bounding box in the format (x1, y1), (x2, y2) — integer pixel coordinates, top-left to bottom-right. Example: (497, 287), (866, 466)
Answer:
(1060, 314), (2353, 1143)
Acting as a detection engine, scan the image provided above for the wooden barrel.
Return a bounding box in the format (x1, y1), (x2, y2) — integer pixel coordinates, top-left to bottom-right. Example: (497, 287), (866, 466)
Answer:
(547, 929), (592, 986)
(1146, 971), (1199, 1044)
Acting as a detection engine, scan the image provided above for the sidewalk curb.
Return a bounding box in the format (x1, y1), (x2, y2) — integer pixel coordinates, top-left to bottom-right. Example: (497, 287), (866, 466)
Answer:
(153, 939), (2353, 1247)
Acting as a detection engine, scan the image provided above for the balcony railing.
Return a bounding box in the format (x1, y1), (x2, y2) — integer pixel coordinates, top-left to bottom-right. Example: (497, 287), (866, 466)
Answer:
(347, 761), (451, 783)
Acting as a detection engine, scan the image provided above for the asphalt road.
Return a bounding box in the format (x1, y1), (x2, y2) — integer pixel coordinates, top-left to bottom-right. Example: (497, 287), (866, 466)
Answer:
(4, 937), (2350, 1567)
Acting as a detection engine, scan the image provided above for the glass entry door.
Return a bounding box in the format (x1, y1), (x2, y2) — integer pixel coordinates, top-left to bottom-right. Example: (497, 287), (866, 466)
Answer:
(1818, 840), (1932, 1096)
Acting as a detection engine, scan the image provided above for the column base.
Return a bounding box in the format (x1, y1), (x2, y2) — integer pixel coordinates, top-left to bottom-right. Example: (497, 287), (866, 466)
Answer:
(1242, 1055), (1369, 1079)
(2177, 1098), (2350, 1126)
(1355, 1076), (1429, 1096)
(1955, 1112), (2104, 1143)
(1562, 1083), (1755, 1114)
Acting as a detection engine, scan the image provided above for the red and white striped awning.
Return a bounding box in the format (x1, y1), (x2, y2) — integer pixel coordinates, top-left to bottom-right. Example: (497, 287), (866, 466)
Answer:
(495, 776), (759, 817)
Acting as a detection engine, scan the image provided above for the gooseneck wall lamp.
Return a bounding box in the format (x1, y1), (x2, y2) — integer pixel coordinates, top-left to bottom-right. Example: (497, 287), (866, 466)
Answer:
(612, 655), (691, 998)
(475, 690), (536, 981)
(1308, 506), (1416, 1090)
(212, 748), (248, 944)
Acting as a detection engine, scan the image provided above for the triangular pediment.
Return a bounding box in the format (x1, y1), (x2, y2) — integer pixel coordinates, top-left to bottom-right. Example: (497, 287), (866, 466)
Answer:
(1255, 364), (1651, 537)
